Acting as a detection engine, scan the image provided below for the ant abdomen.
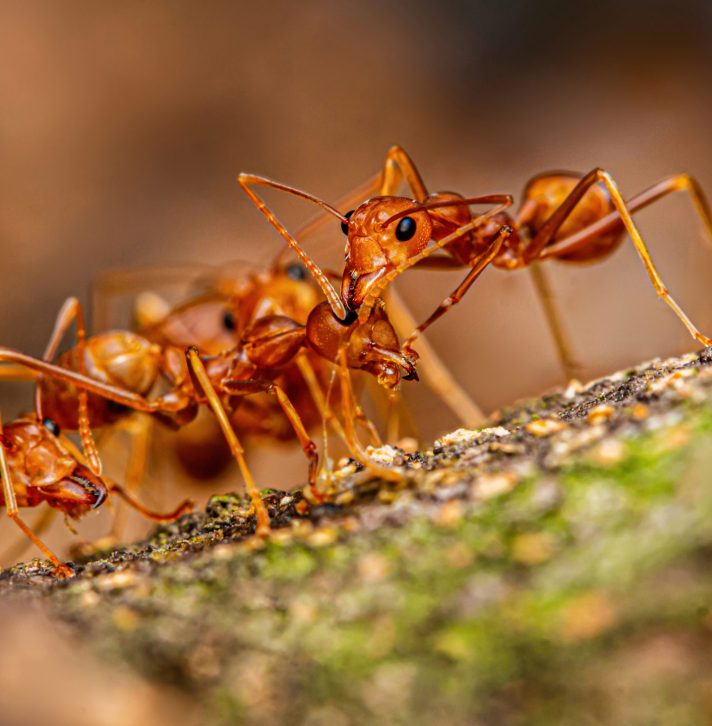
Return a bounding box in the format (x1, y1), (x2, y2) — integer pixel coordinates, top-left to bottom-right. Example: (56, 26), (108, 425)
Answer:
(521, 173), (622, 263)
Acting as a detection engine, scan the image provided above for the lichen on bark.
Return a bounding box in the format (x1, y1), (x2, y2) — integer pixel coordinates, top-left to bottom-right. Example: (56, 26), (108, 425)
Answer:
(2, 348), (712, 725)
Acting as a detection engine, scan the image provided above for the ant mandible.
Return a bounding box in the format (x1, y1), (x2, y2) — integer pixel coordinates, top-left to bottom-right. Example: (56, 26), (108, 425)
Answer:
(239, 146), (712, 388)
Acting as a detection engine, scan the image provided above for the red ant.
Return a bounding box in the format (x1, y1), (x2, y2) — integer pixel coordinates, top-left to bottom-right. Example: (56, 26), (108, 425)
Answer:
(0, 273), (423, 536)
(239, 147), (712, 393)
(0, 412), (191, 577)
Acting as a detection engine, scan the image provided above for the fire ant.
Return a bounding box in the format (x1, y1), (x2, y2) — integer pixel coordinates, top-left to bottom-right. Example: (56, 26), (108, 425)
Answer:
(0, 412), (191, 577)
(0, 270), (423, 535)
(239, 147), (712, 393)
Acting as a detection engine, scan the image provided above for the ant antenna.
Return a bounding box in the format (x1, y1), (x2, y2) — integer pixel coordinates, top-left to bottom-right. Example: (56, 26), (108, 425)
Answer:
(239, 173), (348, 320)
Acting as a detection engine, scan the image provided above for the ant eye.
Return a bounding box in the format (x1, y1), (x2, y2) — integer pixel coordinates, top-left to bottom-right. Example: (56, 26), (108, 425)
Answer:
(286, 263), (306, 281)
(395, 216), (417, 242)
(340, 210), (354, 235)
(42, 418), (60, 436)
(223, 310), (236, 331)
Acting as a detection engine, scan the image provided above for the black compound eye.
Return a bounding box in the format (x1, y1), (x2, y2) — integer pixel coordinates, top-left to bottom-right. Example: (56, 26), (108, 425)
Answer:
(42, 418), (60, 436)
(223, 310), (236, 331)
(340, 210), (354, 235)
(286, 262), (307, 281)
(395, 216), (417, 242)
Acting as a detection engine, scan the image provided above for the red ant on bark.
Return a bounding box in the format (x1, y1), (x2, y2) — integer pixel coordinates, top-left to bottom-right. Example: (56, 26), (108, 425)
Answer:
(0, 411), (191, 577)
(238, 146), (712, 398)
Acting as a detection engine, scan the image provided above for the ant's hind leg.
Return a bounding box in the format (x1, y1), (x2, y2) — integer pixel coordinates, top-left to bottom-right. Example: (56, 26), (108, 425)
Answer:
(185, 348), (271, 535)
(528, 168), (712, 347)
(0, 416), (73, 577)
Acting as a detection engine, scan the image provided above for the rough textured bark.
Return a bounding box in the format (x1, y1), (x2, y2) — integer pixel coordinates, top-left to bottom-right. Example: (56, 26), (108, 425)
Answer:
(2, 347), (712, 725)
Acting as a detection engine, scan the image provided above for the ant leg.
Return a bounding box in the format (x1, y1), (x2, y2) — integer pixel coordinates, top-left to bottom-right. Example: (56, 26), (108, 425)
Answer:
(0, 365), (38, 381)
(274, 145), (429, 266)
(34, 297), (102, 476)
(379, 145), (430, 199)
(0, 506), (57, 566)
(108, 483), (192, 522)
(0, 348), (189, 414)
(294, 354), (348, 445)
(528, 263), (580, 382)
(527, 169), (712, 347)
(220, 377), (323, 501)
(335, 350), (402, 483)
(185, 347), (270, 535)
(537, 173), (712, 261)
(0, 415), (73, 577)
(108, 415), (154, 540)
(386, 287), (487, 426)
(358, 197), (513, 323)
(238, 174), (348, 320)
(401, 227), (511, 356)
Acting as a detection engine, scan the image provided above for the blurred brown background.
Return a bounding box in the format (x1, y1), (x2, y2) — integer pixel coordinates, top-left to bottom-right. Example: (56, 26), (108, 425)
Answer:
(1, 1), (712, 553)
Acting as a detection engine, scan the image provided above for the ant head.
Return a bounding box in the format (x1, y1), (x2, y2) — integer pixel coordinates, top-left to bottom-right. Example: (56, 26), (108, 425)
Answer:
(306, 301), (418, 389)
(20, 419), (108, 517)
(38, 465), (108, 518)
(340, 197), (433, 309)
(87, 333), (161, 395)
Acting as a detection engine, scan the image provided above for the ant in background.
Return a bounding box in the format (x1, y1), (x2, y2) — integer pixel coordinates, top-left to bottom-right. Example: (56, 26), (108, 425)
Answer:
(239, 147), (712, 397)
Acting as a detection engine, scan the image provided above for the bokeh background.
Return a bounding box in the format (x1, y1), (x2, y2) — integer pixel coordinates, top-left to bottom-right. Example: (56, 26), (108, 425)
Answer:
(2, 0), (712, 558)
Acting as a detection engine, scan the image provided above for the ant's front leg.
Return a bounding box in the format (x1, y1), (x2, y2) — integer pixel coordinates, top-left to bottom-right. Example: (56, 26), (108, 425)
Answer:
(401, 227), (511, 358)
(185, 348), (271, 535)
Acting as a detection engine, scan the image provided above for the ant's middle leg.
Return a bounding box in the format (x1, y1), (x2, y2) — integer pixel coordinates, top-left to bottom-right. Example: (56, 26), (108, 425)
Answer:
(525, 168), (712, 347)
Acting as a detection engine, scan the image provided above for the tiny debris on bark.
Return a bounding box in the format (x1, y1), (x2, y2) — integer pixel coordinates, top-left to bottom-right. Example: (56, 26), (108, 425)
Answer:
(2, 347), (712, 725)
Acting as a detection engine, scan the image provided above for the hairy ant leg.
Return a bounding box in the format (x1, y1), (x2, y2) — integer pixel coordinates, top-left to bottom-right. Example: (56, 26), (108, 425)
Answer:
(0, 412), (74, 577)
(185, 347), (270, 535)
(0, 365), (38, 381)
(220, 377), (322, 502)
(0, 349), (188, 413)
(523, 168), (712, 347)
(108, 482), (192, 522)
(101, 414), (155, 542)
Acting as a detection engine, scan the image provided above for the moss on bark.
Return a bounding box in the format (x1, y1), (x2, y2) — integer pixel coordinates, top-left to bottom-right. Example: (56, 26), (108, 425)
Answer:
(3, 348), (712, 724)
